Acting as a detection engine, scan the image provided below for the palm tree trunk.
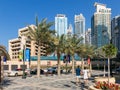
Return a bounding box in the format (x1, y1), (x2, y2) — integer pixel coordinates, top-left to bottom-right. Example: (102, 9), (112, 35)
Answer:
(72, 56), (75, 75)
(108, 57), (110, 85)
(57, 53), (61, 76)
(37, 45), (41, 77)
(65, 62), (68, 74)
(104, 59), (106, 77)
(89, 63), (92, 77)
(57, 59), (61, 76)
(81, 58), (84, 70)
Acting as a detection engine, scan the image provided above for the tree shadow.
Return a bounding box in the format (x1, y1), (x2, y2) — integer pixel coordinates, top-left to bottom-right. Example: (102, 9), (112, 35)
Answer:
(70, 81), (76, 85)
(2, 79), (14, 87)
(64, 84), (71, 87)
(70, 81), (89, 90)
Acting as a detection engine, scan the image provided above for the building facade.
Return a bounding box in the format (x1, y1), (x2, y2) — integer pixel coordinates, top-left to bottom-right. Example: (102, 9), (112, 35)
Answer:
(85, 28), (91, 45)
(8, 25), (46, 61)
(91, 2), (111, 48)
(67, 24), (73, 36)
(55, 14), (68, 36)
(111, 15), (120, 52)
(74, 13), (85, 43)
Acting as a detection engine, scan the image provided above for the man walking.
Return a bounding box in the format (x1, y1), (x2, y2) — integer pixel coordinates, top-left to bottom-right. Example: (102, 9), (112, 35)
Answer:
(75, 65), (81, 85)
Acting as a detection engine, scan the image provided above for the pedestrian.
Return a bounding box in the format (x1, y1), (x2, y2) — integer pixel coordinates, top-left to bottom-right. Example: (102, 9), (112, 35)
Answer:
(75, 65), (81, 85)
(83, 67), (89, 85)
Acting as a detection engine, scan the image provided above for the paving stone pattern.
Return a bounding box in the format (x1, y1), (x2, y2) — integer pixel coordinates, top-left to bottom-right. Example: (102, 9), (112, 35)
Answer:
(1, 70), (114, 90)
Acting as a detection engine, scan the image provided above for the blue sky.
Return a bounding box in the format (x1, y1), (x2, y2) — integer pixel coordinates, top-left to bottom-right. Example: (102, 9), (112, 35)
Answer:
(0, 0), (120, 49)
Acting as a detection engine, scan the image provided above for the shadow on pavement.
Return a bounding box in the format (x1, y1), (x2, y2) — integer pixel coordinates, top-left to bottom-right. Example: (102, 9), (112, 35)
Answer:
(70, 81), (76, 85)
(70, 81), (90, 90)
(64, 84), (71, 87)
(0, 79), (13, 90)
(2, 79), (14, 87)
(0, 86), (3, 90)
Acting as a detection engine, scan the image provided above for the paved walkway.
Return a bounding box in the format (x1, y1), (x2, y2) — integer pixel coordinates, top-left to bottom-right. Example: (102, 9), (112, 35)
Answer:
(0, 70), (111, 90)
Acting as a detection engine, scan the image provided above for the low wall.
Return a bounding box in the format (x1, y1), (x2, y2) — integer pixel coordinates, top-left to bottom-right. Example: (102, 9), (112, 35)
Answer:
(3, 60), (82, 72)
(94, 77), (116, 83)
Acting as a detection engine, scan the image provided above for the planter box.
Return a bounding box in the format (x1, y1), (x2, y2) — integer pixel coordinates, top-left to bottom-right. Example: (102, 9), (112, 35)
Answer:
(89, 86), (101, 90)
(94, 77), (115, 83)
(89, 84), (120, 90)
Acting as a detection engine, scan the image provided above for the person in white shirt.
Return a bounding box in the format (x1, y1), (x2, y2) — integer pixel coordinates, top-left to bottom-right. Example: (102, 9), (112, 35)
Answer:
(83, 67), (89, 84)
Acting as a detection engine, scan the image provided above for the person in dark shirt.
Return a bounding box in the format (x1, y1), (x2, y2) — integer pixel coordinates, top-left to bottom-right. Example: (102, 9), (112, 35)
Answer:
(75, 65), (81, 85)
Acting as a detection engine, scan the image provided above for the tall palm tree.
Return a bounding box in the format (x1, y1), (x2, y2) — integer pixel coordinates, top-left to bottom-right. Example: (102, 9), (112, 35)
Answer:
(53, 34), (66, 76)
(102, 44), (117, 84)
(85, 45), (95, 74)
(77, 44), (95, 70)
(65, 35), (82, 75)
(94, 47), (106, 77)
(27, 17), (55, 77)
(0, 45), (10, 83)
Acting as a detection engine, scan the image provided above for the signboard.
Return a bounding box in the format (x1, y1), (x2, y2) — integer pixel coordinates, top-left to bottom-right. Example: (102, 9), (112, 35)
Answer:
(19, 50), (23, 61)
(25, 48), (30, 62)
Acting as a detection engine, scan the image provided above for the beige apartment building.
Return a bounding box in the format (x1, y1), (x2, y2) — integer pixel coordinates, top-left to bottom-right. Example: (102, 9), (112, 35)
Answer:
(8, 25), (46, 61)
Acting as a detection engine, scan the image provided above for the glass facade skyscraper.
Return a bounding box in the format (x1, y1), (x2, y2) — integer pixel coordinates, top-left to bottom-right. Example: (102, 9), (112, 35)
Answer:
(91, 2), (111, 48)
(74, 13), (85, 43)
(55, 14), (67, 36)
(111, 15), (120, 52)
(85, 28), (91, 45)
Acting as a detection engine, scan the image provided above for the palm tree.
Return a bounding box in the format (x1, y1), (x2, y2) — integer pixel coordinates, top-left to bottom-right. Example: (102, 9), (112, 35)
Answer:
(47, 34), (66, 76)
(65, 35), (82, 75)
(0, 45), (10, 60)
(85, 45), (95, 74)
(102, 44), (117, 84)
(94, 47), (106, 77)
(77, 44), (95, 70)
(53, 34), (66, 76)
(27, 17), (55, 77)
(0, 45), (10, 83)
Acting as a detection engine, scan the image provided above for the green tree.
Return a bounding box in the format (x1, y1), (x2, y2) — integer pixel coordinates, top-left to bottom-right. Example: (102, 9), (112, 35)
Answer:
(85, 45), (95, 74)
(0, 45), (10, 60)
(65, 35), (82, 75)
(77, 44), (95, 70)
(102, 44), (117, 84)
(94, 47), (106, 77)
(53, 35), (66, 76)
(27, 17), (55, 77)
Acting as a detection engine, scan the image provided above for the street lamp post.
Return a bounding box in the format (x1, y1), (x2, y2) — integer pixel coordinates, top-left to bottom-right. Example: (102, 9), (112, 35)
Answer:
(18, 36), (26, 79)
(22, 44), (26, 79)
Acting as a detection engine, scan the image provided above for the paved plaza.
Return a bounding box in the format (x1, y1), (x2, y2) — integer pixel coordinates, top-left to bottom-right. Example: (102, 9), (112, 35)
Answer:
(0, 70), (119, 90)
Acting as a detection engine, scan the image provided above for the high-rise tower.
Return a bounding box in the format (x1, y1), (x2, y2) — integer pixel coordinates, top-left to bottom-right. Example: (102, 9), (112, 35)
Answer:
(67, 24), (73, 35)
(85, 28), (91, 45)
(55, 14), (67, 36)
(74, 13), (85, 43)
(91, 2), (111, 48)
(111, 15), (120, 52)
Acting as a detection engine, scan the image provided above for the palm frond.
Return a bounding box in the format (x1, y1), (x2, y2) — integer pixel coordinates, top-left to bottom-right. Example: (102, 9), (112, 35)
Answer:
(102, 44), (117, 58)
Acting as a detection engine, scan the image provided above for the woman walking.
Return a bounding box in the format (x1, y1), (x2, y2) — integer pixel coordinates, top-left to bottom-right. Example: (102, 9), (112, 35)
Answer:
(83, 67), (89, 85)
